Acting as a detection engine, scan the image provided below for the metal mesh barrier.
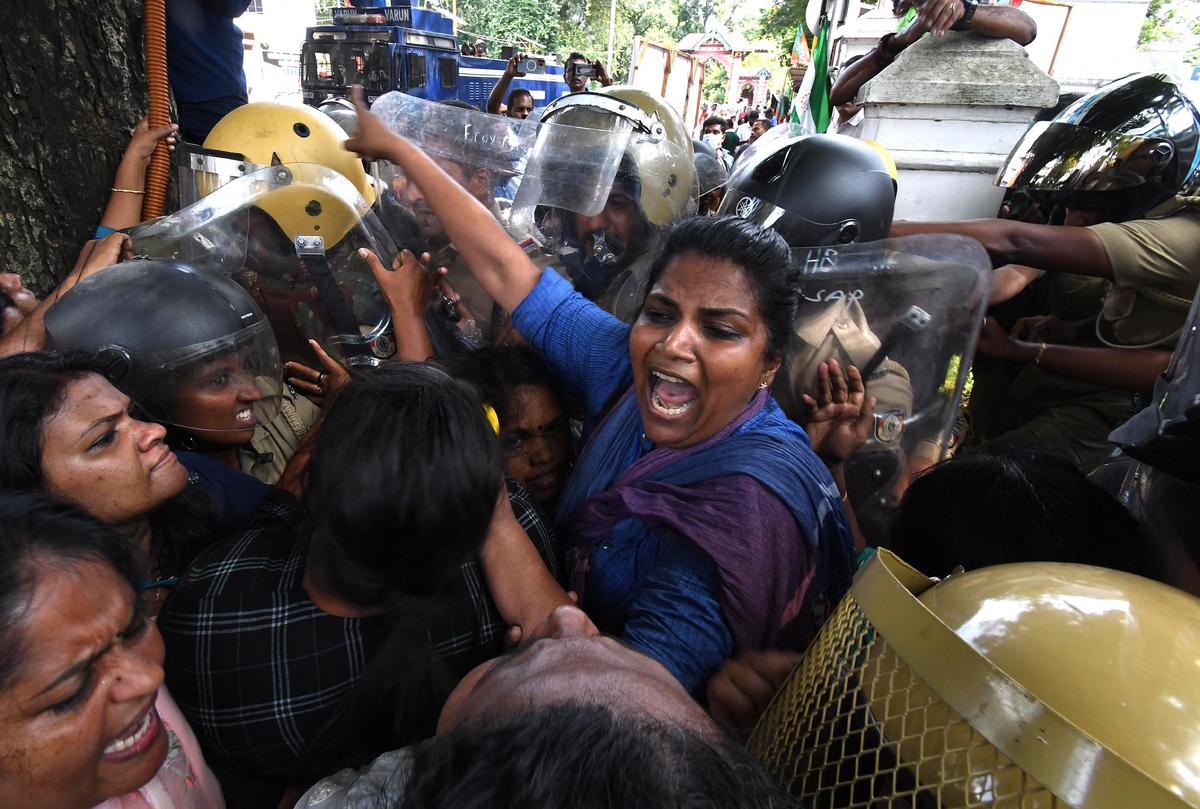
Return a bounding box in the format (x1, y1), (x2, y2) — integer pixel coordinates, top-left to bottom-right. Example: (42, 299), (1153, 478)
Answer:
(748, 592), (1066, 809)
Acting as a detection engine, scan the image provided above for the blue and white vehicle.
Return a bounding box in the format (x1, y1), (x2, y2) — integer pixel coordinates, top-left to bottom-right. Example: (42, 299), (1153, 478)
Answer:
(301, 0), (568, 109)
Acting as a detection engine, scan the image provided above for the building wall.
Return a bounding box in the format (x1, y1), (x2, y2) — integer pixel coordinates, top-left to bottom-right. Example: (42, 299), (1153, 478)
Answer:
(236, 0), (317, 103)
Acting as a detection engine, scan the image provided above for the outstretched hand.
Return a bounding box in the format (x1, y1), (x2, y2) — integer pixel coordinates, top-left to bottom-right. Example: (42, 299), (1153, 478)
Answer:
(343, 86), (403, 163)
(363, 247), (445, 319)
(801, 358), (876, 465)
(975, 316), (1019, 360)
(707, 650), (804, 739)
(69, 233), (133, 285)
(285, 338), (351, 406)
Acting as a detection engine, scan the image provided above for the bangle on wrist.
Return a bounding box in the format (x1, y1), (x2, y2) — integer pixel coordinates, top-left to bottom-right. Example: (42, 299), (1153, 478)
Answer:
(1034, 342), (1047, 366)
(111, 187), (144, 194)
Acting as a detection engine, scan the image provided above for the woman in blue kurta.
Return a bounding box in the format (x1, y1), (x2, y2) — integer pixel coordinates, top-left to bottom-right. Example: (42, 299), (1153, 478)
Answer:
(345, 90), (855, 695)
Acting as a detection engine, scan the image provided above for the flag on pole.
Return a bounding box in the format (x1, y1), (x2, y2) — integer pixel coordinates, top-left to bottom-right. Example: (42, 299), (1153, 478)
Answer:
(790, 25), (809, 65)
(790, 15), (832, 133)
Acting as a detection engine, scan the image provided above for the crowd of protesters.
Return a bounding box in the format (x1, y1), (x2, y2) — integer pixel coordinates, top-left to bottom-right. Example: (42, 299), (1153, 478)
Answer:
(2, 0), (1200, 806)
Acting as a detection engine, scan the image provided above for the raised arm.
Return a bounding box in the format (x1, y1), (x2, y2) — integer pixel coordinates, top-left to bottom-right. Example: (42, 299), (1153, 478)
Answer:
(0, 233), (132, 358)
(486, 54), (524, 115)
(344, 87), (541, 313)
(831, 14), (929, 106)
(970, 4), (1037, 45)
(99, 118), (178, 232)
(833, 1), (1035, 106)
(890, 218), (1113, 278)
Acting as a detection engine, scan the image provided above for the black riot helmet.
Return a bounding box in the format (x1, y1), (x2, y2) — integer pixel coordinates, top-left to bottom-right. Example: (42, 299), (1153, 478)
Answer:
(691, 138), (729, 197)
(43, 259), (283, 434)
(719, 132), (896, 247)
(997, 73), (1200, 220)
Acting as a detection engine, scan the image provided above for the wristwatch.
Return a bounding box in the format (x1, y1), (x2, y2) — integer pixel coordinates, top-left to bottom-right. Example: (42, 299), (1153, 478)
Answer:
(951, 0), (977, 30)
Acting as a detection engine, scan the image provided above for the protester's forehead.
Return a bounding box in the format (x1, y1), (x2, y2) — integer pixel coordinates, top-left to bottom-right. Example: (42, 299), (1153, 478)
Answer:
(467, 636), (710, 729)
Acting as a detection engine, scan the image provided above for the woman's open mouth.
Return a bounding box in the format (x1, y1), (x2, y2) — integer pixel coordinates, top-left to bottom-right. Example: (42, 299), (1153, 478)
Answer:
(234, 406), (258, 428)
(648, 370), (698, 419)
(102, 705), (162, 762)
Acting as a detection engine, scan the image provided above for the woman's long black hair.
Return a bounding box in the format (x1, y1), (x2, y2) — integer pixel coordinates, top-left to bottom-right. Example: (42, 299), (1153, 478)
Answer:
(299, 362), (503, 773)
(0, 351), (216, 579)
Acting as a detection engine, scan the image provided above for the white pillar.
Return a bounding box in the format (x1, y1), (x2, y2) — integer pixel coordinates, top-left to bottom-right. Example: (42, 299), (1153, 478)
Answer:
(857, 33), (1059, 221)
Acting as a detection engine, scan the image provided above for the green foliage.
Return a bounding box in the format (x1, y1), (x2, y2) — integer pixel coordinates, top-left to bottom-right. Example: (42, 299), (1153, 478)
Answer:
(1138, 0), (1200, 57)
(670, 0), (733, 41)
(758, 0), (812, 66)
(702, 61), (728, 101)
(1140, 0), (1175, 45)
(313, 0), (340, 24)
(450, 0), (676, 80)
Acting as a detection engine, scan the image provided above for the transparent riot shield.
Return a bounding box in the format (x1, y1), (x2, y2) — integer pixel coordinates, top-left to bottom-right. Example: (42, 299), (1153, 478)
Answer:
(774, 234), (991, 546)
(512, 91), (698, 324)
(366, 91), (543, 342)
(132, 163), (397, 368)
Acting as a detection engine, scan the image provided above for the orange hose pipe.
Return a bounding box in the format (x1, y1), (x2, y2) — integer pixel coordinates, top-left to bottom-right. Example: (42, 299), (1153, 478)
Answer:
(142, 0), (171, 220)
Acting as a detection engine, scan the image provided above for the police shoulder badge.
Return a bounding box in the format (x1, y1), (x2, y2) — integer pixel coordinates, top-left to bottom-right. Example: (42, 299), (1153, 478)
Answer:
(874, 409), (905, 443)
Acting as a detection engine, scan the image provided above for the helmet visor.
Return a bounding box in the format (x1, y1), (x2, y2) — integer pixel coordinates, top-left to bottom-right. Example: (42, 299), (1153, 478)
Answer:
(130, 320), (284, 435)
(996, 121), (1175, 193)
(177, 143), (271, 208)
(511, 113), (635, 224)
(132, 163), (397, 367)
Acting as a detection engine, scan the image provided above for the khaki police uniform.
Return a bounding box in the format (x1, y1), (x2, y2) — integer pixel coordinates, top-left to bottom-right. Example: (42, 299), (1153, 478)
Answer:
(970, 203), (1200, 472)
(240, 387), (321, 485)
(774, 299), (920, 459)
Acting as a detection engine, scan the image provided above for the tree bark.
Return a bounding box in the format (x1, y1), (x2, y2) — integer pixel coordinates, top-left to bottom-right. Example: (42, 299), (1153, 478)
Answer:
(0, 0), (148, 294)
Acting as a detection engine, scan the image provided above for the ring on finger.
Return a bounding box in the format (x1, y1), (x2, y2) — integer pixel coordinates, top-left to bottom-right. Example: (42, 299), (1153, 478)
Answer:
(318, 373), (327, 385)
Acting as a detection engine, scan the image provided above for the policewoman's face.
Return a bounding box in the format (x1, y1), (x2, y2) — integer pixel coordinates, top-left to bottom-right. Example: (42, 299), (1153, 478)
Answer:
(629, 252), (779, 449)
(172, 354), (264, 446)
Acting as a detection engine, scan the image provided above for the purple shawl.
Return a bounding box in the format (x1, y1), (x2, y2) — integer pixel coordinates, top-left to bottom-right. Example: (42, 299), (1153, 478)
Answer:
(557, 387), (853, 650)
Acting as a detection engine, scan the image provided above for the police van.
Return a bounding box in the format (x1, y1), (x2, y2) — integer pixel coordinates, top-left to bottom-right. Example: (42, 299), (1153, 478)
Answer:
(301, 0), (569, 109)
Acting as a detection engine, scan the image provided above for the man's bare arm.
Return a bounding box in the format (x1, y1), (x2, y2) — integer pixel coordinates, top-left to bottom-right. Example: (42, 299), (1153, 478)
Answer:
(891, 219), (1112, 278)
(970, 4), (1037, 45)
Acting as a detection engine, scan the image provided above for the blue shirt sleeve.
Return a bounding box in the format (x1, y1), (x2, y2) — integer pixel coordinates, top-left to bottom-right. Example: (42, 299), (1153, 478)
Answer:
(618, 534), (735, 697)
(510, 268), (633, 419)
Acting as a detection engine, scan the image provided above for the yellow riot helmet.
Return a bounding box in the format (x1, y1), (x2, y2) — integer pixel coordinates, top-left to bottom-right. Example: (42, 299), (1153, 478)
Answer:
(539, 85), (698, 226)
(750, 550), (1200, 808)
(862, 139), (899, 185)
(194, 102), (376, 245)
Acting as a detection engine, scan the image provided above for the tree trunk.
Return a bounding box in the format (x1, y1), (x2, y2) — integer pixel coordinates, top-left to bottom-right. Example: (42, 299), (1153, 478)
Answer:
(0, 0), (148, 294)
